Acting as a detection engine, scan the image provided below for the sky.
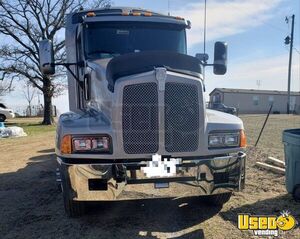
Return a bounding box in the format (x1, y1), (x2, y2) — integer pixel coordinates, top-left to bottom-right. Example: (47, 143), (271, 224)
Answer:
(2, 0), (300, 114)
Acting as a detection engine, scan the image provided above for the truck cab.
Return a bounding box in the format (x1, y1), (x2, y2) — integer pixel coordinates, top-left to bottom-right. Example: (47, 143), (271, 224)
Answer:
(39, 7), (246, 217)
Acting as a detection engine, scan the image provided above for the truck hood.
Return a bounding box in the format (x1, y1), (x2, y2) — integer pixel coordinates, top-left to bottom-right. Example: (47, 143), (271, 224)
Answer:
(206, 109), (243, 129)
(86, 58), (111, 80)
(87, 51), (202, 92)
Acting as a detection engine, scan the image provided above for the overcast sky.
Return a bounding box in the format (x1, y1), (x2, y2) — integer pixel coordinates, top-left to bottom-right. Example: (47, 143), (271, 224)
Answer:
(3, 0), (300, 114)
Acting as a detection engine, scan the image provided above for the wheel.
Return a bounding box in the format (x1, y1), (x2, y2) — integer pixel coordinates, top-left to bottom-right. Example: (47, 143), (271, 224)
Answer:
(293, 185), (300, 202)
(60, 166), (86, 217)
(63, 190), (86, 217)
(0, 114), (6, 122)
(205, 192), (232, 206)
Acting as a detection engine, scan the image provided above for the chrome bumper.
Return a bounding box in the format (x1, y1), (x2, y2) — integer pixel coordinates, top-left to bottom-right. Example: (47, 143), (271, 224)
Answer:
(57, 152), (246, 201)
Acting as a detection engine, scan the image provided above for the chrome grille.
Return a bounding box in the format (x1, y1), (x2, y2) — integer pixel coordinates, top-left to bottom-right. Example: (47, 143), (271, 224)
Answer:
(122, 83), (159, 154)
(165, 83), (199, 152)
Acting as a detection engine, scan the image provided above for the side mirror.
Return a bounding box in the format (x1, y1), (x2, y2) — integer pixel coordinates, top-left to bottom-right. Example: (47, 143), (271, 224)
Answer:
(213, 41), (227, 75)
(39, 39), (55, 75)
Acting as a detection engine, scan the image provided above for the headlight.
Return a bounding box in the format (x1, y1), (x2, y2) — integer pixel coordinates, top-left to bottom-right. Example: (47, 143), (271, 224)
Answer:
(208, 131), (242, 148)
(73, 138), (92, 151)
(208, 135), (224, 147)
(60, 135), (112, 154)
(224, 134), (239, 146)
(73, 136), (111, 153)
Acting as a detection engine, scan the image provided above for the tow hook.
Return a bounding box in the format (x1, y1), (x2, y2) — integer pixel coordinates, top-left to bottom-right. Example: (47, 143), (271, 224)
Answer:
(112, 164), (127, 183)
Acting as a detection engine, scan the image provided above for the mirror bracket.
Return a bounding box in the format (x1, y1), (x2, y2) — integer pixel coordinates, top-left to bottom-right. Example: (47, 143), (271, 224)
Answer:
(202, 63), (214, 67)
(43, 62), (84, 88)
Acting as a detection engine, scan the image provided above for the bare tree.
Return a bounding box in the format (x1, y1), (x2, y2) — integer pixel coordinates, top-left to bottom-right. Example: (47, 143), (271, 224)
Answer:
(0, 0), (111, 124)
(0, 77), (14, 100)
(22, 82), (36, 116)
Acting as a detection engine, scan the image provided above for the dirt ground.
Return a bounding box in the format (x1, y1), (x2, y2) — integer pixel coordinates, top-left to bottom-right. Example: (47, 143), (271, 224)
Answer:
(1, 115), (300, 239)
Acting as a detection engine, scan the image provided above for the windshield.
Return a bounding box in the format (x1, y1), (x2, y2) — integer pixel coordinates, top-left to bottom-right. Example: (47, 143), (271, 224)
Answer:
(84, 21), (187, 59)
(0, 103), (7, 109)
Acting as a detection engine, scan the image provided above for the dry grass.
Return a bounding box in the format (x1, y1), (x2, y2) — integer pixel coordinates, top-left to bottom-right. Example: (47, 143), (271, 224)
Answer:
(240, 114), (300, 159)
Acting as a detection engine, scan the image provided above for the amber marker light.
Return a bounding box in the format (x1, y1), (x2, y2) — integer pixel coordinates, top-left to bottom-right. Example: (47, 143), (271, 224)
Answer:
(175, 16), (184, 20)
(132, 12), (141, 16)
(61, 135), (72, 154)
(143, 12), (152, 17)
(240, 130), (247, 148)
(86, 12), (96, 17)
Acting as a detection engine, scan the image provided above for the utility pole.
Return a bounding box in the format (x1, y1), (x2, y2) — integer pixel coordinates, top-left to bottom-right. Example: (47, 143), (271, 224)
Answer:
(256, 80), (261, 90)
(286, 14), (295, 114)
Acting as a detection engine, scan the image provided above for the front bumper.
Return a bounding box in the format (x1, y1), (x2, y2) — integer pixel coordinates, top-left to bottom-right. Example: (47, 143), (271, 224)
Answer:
(57, 152), (246, 201)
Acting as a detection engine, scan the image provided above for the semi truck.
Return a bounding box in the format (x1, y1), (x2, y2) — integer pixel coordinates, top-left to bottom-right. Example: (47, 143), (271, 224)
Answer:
(39, 7), (246, 217)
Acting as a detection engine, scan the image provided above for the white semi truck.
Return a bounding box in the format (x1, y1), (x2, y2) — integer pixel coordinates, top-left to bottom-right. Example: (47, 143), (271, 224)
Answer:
(39, 7), (246, 217)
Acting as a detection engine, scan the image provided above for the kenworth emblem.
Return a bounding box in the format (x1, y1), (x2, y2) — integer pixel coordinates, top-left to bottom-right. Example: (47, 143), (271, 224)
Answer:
(155, 67), (167, 91)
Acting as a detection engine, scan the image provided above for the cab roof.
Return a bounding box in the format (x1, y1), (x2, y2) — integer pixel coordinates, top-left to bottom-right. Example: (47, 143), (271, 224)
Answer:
(71, 6), (187, 25)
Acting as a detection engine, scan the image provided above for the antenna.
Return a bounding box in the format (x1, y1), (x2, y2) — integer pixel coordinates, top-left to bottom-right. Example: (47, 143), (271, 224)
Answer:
(168, 0), (170, 16)
(202, 0), (208, 81)
(203, 0), (207, 57)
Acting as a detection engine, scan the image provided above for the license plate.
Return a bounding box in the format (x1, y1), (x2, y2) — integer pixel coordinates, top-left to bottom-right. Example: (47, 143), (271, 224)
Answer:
(141, 154), (181, 178)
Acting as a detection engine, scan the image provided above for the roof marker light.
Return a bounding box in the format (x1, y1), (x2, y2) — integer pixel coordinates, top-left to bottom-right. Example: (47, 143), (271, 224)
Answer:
(86, 12), (96, 17)
(175, 16), (184, 20)
(132, 12), (141, 16)
(143, 12), (152, 17)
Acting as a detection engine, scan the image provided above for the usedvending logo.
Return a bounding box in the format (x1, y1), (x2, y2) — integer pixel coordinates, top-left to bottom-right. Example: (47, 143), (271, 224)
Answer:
(238, 211), (297, 237)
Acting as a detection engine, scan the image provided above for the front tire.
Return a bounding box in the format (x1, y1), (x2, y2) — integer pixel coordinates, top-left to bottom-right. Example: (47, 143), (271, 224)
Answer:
(0, 114), (6, 122)
(205, 192), (232, 206)
(60, 166), (85, 217)
(63, 191), (86, 217)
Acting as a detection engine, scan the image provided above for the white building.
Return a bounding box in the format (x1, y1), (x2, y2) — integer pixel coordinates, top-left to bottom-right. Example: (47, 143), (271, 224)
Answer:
(209, 88), (300, 114)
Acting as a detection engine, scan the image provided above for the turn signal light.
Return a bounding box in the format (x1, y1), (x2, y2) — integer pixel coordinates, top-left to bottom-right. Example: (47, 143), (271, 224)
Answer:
(240, 130), (247, 148)
(61, 135), (72, 154)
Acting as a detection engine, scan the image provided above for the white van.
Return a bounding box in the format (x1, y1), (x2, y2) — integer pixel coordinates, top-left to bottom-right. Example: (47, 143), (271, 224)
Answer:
(0, 103), (15, 122)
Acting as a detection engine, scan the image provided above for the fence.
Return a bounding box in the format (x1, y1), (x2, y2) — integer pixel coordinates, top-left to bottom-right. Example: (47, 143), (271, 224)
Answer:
(10, 104), (57, 117)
